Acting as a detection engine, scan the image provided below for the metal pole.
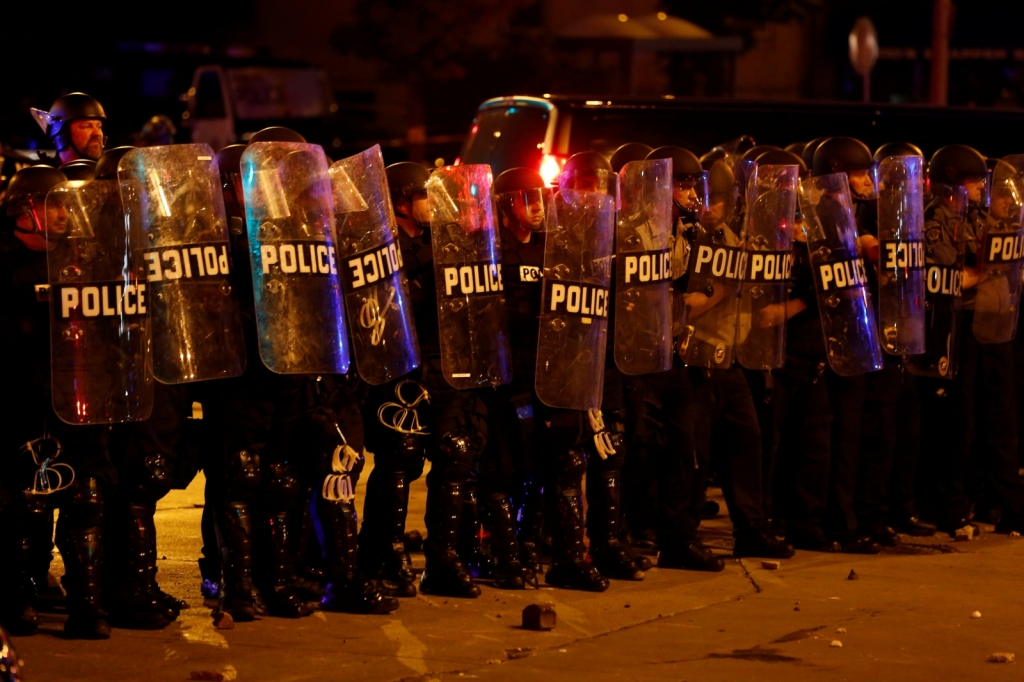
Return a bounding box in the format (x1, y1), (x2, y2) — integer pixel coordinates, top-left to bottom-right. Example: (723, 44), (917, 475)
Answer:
(930, 0), (952, 105)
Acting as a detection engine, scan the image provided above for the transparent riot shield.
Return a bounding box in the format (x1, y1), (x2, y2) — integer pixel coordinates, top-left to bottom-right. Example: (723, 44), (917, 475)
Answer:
(737, 164), (798, 370)
(876, 155), (927, 355)
(680, 158), (746, 369)
(798, 173), (884, 376)
(119, 144), (245, 383)
(614, 159), (673, 375)
(427, 164), (512, 389)
(906, 185), (968, 379)
(240, 142), (350, 375)
(330, 146), (420, 384)
(973, 156), (1024, 344)
(535, 190), (615, 410)
(46, 180), (153, 424)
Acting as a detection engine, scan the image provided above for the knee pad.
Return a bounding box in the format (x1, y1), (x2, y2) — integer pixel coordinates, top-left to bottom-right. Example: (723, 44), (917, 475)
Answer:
(133, 453), (174, 503)
(265, 461), (301, 507)
(66, 477), (104, 528)
(555, 447), (588, 488)
(436, 432), (477, 481)
(224, 450), (262, 501)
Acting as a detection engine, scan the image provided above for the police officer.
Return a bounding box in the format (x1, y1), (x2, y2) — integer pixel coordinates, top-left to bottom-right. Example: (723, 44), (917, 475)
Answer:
(863, 142), (936, 539)
(667, 146), (795, 560)
(805, 137), (883, 553)
(31, 93), (107, 165)
(921, 146), (1024, 535)
(357, 161), (487, 598)
(476, 166), (555, 589)
(628, 147), (724, 571)
(0, 166), (112, 638)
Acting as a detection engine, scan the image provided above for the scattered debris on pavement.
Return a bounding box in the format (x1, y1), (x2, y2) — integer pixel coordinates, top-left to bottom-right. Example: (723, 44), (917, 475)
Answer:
(522, 604), (556, 631)
(831, 640), (843, 648)
(847, 570), (859, 580)
(970, 611), (981, 619)
(213, 612), (234, 630)
(954, 525), (976, 542)
(761, 561), (780, 570)
(189, 665), (237, 681)
(987, 653), (1014, 663)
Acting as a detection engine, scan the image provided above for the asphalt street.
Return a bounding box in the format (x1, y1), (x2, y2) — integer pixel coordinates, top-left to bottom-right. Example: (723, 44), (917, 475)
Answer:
(11, 464), (1024, 682)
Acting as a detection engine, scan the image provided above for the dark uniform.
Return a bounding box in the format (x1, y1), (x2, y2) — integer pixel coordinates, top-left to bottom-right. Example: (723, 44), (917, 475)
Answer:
(0, 167), (112, 639)
(358, 162), (487, 599)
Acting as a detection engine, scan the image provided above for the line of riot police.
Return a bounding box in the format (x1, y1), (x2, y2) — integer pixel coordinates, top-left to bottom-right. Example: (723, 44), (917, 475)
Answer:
(2, 92), (1023, 645)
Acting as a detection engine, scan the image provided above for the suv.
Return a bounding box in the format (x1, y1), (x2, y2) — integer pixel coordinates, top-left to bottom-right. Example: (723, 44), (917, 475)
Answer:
(458, 94), (1024, 180)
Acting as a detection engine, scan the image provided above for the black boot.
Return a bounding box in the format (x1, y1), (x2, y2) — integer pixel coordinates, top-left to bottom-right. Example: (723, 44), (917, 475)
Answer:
(516, 476), (546, 574)
(420, 481), (481, 598)
(317, 496), (398, 614)
(260, 510), (314, 618)
(358, 471), (418, 597)
(456, 477), (493, 579)
(482, 493), (537, 589)
(657, 541), (725, 572)
(107, 501), (176, 629)
(219, 502), (266, 622)
(56, 480), (110, 640)
(586, 468), (645, 581)
(3, 498), (47, 636)
(545, 453), (609, 593)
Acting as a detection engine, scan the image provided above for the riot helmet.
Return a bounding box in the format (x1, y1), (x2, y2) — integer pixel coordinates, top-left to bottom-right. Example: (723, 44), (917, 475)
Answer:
(60, 159), (97, 181)
(813, 137), (876, 199)
(609, 143), (653, 173)
(873, 141), (923, 162)
(929, 144), (989, 207)
(801, 136), (830, 170)
(559, 151), (616, 196)
(705, 159), (737, 225)
(756, 149), (806, 174)
(140, 114), (178, 147)
(3, 165), (68, 248)
(647, 146), (706, 219)
(784, 141), (808, 156)
(248, 126), (307, 144)
(385, 161), (432, 229)
(699, 148), (726, 172)
(95, 146), (135, 180)
(494, 167), (547, 236)
(741, 145), (781, 162)
(988, 157), (1022, 221)
(30, 93), (107, 160)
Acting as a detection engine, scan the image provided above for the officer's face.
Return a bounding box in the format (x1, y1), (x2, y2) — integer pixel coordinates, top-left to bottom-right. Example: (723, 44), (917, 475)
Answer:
(512, 190), (545, 230)
(990, 189), (1016, 220)
(848, 170), (875, 199)
(70, 119), (104, 160)
(963, 178), (985, 204)
(707, 198), (726, 223)
(673, 182), (699, 211)
(47, 200), (69, 235)
(411, 193), (432, 226)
